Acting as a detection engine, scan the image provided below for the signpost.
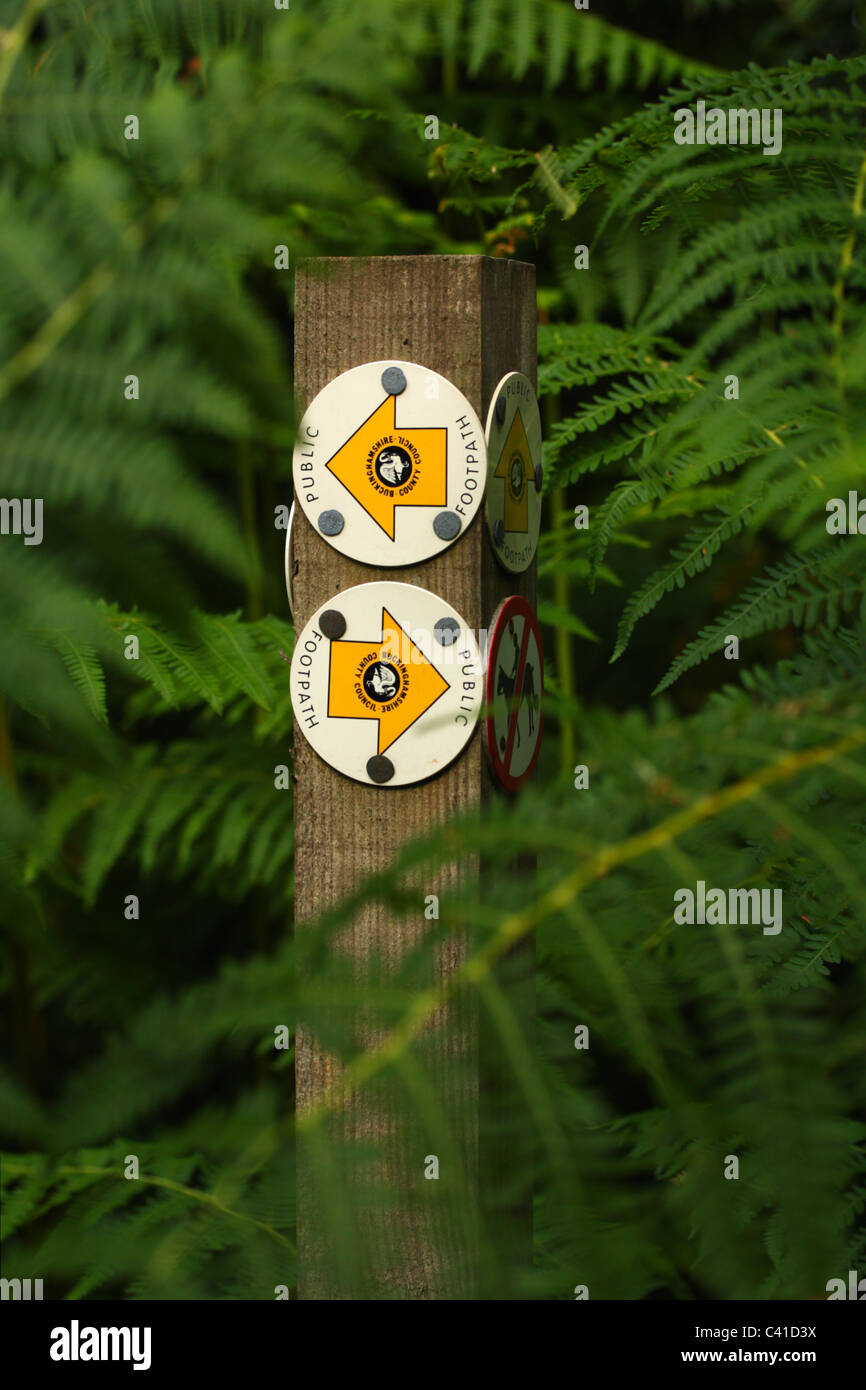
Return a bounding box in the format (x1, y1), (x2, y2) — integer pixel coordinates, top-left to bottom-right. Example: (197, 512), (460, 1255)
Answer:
(292, 255), (536, 1299)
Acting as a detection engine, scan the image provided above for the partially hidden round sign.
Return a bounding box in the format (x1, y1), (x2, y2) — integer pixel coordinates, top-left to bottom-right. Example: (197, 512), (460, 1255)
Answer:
(293, 360), (487, 567)
(283, 501), (295, 619)
(485, 372), (543, 573)
(485, 595), (544, 791)
(291, 582), (482, 787)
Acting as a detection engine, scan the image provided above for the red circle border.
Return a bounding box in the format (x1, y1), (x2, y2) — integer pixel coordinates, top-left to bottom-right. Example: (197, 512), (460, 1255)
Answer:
(485, 594), (544, 793)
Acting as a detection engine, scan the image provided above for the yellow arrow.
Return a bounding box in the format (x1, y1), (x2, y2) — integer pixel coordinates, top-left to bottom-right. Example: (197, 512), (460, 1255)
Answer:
(325, 395), (447, 540)
(328, 607), (450, 754)
(494, 409), (535, 534)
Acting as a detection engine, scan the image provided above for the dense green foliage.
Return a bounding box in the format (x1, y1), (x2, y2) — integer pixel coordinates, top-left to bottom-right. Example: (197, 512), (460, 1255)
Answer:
(1, 0), (864, 1299)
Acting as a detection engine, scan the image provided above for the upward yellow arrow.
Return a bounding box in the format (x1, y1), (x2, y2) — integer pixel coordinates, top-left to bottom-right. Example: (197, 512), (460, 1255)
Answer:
(327, 607), (450, 754)
(494, 408), (535, 534)
(325, 395), (447, 539)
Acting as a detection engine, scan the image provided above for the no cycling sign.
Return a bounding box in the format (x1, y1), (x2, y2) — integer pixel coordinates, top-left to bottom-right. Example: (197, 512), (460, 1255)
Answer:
(292, 360), (487, 567)
(485, 595), (544, 792)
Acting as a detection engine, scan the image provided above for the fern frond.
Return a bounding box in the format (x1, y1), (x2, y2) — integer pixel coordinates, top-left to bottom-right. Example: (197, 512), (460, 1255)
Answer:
(611, 501), (758, 662)
(46, 634), (108, 724)
(654, 551), (865, 693)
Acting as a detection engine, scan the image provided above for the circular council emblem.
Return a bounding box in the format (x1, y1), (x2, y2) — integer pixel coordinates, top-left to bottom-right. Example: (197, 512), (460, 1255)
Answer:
(374, 444), (414, 488)
(291, 582), (483, 787)
(485, 595), (544, 791)
(292, 360), (487, 567)
(485, 372), (543, 573)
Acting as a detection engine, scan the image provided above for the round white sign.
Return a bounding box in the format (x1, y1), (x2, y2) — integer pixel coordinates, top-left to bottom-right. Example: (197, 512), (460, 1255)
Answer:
(291, 582), (482, 787)
(485, 372), (542, 573)
(293, 360), (486, 567)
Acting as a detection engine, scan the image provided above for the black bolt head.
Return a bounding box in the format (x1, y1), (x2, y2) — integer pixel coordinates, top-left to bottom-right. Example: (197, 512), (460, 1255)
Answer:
(433, 510), (461, 541)
(381, 366), (407, 395)
(318, 509), (344, 537)
(434, 617), (460, 646)
(319, 609), (346, 641)
(366, 755), (395, 784)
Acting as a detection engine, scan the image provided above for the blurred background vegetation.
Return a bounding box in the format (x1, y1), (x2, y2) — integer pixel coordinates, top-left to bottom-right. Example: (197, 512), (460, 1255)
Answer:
(1, 0), (865, 1299)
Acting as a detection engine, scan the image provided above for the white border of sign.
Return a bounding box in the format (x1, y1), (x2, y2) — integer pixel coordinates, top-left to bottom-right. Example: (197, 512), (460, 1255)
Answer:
(484, 371), (542, 573)
(291, 581), (482, 787)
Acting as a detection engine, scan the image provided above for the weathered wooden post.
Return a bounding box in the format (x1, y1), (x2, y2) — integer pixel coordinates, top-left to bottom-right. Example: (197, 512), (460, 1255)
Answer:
(291, 255), (536, 1299)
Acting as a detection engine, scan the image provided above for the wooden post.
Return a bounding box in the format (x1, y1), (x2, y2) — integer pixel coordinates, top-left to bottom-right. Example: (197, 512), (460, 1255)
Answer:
(293, 255), (536, 1299)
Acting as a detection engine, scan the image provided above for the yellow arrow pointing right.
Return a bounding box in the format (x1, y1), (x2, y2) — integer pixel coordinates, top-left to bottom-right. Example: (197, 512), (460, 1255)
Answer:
(327, 607), (450, 754)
